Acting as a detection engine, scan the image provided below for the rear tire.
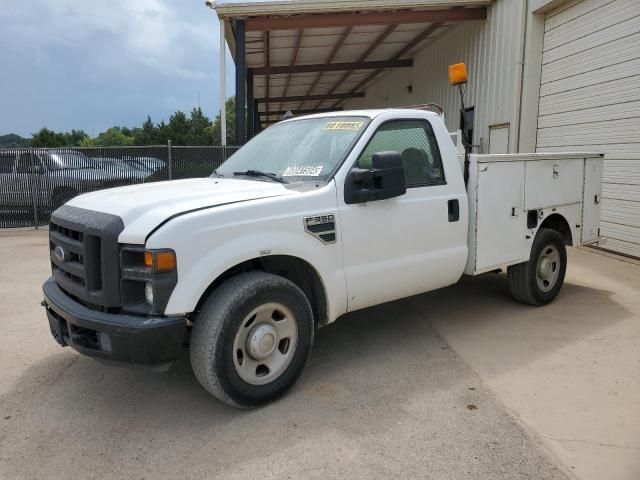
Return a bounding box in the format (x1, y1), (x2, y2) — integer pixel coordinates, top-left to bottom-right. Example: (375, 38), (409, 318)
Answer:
(507, 228), (567, 306)
(190, 272), (314, 408)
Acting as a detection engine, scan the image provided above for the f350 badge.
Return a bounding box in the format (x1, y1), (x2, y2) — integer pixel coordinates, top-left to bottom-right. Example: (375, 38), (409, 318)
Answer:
(304, 214), (337, 245)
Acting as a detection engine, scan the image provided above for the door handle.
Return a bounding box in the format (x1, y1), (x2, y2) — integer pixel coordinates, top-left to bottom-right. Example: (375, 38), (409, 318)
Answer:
(448, 199), (460, 222)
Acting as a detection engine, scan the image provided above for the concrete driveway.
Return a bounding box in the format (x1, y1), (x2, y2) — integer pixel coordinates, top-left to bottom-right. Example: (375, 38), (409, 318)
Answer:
(0, 230), (638, 480)
(410, 247), (640, 480)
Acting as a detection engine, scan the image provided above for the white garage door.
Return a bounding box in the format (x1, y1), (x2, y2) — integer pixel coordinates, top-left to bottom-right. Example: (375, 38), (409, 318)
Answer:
(536, 0), (640, 258)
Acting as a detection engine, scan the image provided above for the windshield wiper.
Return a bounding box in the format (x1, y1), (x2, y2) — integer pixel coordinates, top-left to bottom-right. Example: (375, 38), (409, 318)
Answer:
(233, 170), (287, 184)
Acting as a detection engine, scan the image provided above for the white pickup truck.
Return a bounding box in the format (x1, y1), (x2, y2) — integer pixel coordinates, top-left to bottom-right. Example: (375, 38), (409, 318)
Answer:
(42, 109), (603, 407)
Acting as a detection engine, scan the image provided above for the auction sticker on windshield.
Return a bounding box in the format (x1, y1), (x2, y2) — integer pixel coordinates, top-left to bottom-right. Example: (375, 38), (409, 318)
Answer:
(283, 166), (324, 177)
(324, 121), (364, 131)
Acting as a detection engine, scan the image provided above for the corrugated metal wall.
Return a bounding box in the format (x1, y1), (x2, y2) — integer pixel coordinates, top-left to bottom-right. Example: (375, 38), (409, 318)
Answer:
(536, 0), (640, 258)
(344, 0), (526, 153)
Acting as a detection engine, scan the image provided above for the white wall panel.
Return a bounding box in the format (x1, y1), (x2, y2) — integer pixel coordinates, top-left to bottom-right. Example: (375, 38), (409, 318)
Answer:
(539, 57), (640, 97)
(541, 33), (640, 83)
(542, 0), (639, 52)
(538, 101), (640, 129)
(537, 0), (640, 258)
(537, 118), (639, 148)
(538, 76), (640, 116)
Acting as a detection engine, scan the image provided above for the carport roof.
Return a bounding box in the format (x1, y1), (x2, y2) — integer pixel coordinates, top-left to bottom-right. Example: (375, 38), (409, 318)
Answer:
(212, 0), (490, 127)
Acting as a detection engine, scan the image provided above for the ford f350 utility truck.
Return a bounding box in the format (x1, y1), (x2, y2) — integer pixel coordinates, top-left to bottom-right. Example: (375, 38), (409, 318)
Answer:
(42, 109), (603, 407)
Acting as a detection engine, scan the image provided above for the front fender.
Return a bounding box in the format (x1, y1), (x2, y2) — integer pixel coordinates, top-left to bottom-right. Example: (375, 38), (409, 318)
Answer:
(145, 189), (347, 322)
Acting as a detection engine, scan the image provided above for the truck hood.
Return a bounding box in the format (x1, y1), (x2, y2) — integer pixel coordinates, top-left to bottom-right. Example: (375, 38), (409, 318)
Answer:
(66, 178), (296, 244)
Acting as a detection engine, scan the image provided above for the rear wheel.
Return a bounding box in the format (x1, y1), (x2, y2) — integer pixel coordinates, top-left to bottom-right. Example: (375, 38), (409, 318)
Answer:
(190, 272), (314, 408)
(507, 228), (567, 306)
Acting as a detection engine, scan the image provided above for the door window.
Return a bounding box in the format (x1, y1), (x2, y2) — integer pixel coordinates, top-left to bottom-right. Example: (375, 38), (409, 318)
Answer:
(356, 119), (446, 187)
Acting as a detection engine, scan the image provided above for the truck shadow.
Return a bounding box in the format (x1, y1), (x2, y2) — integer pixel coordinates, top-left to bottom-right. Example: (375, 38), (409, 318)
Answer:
(404, 266), (631, 380)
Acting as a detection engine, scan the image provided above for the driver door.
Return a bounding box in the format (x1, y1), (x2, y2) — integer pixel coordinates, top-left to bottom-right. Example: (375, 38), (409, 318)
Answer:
(338, 118), (467, 312)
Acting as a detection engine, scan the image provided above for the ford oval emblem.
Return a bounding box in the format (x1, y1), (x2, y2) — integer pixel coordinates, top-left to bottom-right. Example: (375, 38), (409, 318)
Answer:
(54, 245), (66, 263)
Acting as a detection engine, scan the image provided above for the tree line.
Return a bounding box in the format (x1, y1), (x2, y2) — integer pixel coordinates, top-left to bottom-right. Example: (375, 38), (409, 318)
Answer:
(0, 98), (236, 149)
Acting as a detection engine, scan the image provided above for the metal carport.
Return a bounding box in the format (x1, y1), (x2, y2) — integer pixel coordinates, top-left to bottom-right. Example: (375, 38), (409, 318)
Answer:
(210, 0), (490, 145)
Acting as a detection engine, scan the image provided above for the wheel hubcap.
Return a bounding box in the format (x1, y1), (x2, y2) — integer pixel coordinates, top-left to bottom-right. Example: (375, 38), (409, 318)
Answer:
(536, 244), (561, 292)
(232, 303), (298, 386)
(247, 324), (277, 360)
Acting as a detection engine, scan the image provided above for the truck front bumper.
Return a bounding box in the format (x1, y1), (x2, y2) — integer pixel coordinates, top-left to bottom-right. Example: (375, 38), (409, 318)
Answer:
(42, 277), (186, 366)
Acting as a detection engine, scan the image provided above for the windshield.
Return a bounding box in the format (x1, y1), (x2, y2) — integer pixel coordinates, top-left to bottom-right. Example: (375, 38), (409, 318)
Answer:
(43, 152), (96, 170)
(216, 116), (369, 181)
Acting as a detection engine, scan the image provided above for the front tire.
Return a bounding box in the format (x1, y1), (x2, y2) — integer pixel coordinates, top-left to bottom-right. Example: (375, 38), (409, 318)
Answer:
(190, 272), (314, 408)
(507, 228), (567, 306)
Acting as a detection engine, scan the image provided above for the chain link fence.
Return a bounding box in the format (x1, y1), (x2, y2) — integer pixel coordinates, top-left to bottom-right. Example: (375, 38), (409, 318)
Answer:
(0, 144), (239, 229)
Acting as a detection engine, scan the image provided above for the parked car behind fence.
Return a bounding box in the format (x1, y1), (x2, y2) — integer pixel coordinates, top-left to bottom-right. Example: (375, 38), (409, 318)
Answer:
(92, 158), (153, 182)
(0, 145), (238, 228)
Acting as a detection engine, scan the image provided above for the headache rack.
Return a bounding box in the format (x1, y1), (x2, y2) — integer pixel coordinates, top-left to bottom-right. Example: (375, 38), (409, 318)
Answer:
(394, 103), (445, 117)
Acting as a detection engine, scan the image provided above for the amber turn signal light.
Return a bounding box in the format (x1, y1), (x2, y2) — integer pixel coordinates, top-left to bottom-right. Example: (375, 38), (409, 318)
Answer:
(144, 250), (176, 272)
(449, 63), (468, 86)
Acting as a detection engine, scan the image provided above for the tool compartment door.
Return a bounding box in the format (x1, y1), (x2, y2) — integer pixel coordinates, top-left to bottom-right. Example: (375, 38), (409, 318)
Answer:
(524, 159), (583, 210)
(581, 157), (604, 244)
(474, 160), (526, 272)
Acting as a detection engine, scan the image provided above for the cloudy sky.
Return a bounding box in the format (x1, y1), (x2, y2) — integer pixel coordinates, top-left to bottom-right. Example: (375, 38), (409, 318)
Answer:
(0, 0), (259, 137)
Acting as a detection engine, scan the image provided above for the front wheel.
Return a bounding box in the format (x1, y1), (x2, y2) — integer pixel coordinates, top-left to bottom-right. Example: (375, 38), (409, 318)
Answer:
(190, 272), (314, 408)
(507, 228), (567, 306)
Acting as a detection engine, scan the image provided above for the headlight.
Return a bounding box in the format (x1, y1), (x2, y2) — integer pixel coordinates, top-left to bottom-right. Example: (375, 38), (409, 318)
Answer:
(145, 282), (154, 305)
(120, 246), (178, 314)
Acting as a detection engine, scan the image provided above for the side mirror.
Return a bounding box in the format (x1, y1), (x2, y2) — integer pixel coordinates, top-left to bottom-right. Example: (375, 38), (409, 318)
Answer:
(345, 151), (407, 205)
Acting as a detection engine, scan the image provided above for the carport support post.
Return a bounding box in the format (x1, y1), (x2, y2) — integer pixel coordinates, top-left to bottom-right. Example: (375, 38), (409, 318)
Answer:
(253, 99), (261, 135)
(247, 68), (254, 140)
(234, 19), (247, 145)
(219, 18), (227, 147)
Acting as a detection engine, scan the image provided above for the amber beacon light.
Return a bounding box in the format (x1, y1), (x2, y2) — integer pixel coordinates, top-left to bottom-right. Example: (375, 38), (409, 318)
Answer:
(448, 63), (468, 86)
